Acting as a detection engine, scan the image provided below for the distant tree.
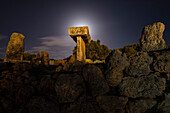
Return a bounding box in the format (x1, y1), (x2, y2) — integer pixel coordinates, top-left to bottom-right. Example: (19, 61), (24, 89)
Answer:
(86, 40), (111, 61)
(72, 40), (111, 61)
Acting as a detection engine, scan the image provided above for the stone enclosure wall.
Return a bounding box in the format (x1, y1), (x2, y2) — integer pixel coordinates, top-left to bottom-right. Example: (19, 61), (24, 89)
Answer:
(0, 22), (170, 113)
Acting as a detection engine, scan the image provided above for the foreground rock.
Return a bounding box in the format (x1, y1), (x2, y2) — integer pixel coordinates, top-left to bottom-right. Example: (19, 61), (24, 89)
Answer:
(96, 96), (128, 112)
(125, 52), (153, 77)
(4, 33), (25, 62)
(126, 99), (157, 113)
(55, 73), (85, 103)
(105, 49), (128, 71)
(28, 96), (59, 113)
(106, 67), (123, 87)
(153, 51), (170, 73)
(83, 64), (109, 97)
(140, 22), (166, 51)
(119, 74), (166, 98)
(158, 93), (170, 113)
(105, 49), (128, 87)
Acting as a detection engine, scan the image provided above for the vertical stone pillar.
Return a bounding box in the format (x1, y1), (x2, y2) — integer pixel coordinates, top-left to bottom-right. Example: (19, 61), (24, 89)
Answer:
(4, 33), (25, 63)
(76, 36), (86, 62)
(68, 26), (91, 63)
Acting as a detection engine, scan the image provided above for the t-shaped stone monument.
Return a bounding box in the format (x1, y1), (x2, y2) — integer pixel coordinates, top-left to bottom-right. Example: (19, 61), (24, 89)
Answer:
(68, 26), (91, 62)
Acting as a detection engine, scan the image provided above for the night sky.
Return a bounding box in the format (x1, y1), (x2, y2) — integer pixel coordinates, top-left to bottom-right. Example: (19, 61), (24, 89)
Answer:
(0, 0), (170, 59)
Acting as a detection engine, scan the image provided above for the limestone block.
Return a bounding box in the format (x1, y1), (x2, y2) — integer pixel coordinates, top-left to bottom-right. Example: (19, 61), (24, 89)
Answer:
(68, 26), (91, 43)
(140, 22), (166, 51)
(4, 33), (25, 62)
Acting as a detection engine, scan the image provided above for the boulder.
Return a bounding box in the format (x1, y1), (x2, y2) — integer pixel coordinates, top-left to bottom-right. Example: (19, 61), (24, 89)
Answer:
(153, 51), (170, 73)
(158, 93), (170, 113)
(96, 96), (128, 112)
(28, 96), (59, 113)
(125, 52), (153, 77)
(0, 97), (15, 113)
(126, 99), (157, 113)
(140, 22), (166, 51)
(83, 64), (109, 96)
(15, 85), (35, 106)
(55, 73), (85, 103)
(119, 74), (166, 98)
(106, 67), (123, 87)
(38, 75), (56, 96)
(59, 100), (102, 113)
(105, 49), (129, 71)
(4, 33), (25, 62)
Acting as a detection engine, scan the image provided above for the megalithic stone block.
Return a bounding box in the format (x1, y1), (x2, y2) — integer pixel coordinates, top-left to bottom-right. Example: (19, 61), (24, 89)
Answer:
(4, 33), (25, 63)
(68, 26), (91, 62)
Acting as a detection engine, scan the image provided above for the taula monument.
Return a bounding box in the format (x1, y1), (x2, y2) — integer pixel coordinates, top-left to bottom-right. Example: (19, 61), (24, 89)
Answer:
(68, 26), (91, 62)
(4, 33), (25, 62)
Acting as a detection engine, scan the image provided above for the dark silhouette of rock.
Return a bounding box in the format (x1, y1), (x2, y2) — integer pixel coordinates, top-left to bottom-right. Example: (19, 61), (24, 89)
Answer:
(16, 85), (35, 106)
(83, 64), (109, 97)
(55, 73), (85, 103)
(126, 99), (157, 113)
(125, 52), (153, 77)
(4, 33), (25, 62)
(38, 75), (56, 96)
(140, 22), (166, 51)
(96, 96), (128, 112)
(27, 96), (59, 113)
(159, 93), (170, 112)
(119, 74), (166, 98)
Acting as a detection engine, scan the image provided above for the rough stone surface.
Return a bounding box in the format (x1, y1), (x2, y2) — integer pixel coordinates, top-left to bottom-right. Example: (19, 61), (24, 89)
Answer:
(55, 73), (85, 103)
(41, 51), (49, 65)
(96, 96), (128, 112)
(38, 75), (56, 96)
(16, 85), (35, 106)
(28, 96), (59, 113)
(106, 67), (123, 87)
(153, 51), (170, 73)
(68, 26), (91, 43)
(125, 52), (153, 77)
(126, 99), (157, 113)
(119, 74), (166, 98)
(83, 64), (109, 97)
(4, 33), (25, 62)
(140, 22), (166, 51)
(105, 49), (129, 71)
(159, 93), (170, 113)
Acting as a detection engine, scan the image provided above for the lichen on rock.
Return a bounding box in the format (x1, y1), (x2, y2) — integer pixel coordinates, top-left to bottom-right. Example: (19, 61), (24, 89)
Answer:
(4, 33), (25, 62)
(140, 22), (166, 51)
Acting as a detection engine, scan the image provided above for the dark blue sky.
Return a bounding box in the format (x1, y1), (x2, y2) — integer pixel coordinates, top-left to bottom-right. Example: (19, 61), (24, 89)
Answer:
(0, 0), (170, 59)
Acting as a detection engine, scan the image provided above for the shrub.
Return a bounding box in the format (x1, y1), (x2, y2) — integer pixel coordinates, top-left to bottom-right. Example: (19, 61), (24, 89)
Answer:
(86, 40), (111, 61)
(119, 43), (140, 57)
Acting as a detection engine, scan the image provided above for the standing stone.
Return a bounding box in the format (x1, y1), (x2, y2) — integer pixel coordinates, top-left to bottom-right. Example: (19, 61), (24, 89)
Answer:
(140, 22), (166, 51)
(4, 33), (25, 62)
(68, 26), (91, 62)
(41, 51), (49, 65)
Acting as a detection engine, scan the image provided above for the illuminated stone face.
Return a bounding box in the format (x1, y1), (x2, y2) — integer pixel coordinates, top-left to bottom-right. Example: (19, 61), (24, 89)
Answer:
(4, 33), (25, 63)
(68, 26), (91, 62)
(68, 26), (91, 43)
